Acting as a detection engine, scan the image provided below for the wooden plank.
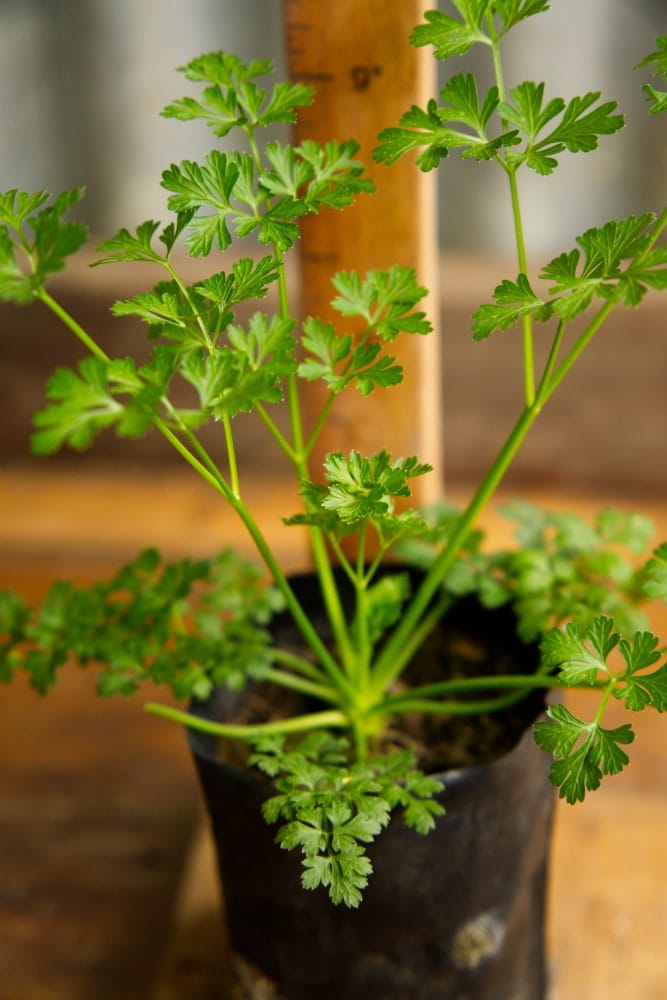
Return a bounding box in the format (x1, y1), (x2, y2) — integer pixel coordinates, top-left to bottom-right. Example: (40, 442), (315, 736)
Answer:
(284, 1), (442, 502)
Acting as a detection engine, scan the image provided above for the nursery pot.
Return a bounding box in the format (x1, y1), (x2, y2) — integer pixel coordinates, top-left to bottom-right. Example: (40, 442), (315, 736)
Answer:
(188, 572), (556, 1000)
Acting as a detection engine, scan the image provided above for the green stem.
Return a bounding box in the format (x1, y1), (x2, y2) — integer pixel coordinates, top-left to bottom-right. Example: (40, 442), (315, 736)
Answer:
(164, 259), (212, 349)
(222, 413), (241, 498)
(534, 317), (567, 406)
(377, 671), (592, 711)
(271, 648), (326, 681)
(543, 298), (617, 398)
(273, 254), (355, 674)
(145, 702), (348, 739)
(488, 20), (534, 405)
(370, 401), (541, 696)
(376, 691), (530, 716)
(36, 289), (111, 362)
(254, 402), (299, 462)
(509, 171), (536, 406)
(262, 668), (338, 703)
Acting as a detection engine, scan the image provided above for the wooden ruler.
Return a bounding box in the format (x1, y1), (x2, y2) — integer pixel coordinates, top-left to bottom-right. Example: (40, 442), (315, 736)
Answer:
(283, 0), (442, 502)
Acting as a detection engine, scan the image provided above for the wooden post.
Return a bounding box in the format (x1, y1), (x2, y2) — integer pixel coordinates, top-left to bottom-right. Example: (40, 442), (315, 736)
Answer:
(283, 1), (442, 502)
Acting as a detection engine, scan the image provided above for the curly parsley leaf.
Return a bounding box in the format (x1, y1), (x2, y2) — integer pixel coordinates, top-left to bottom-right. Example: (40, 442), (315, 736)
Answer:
(298, 318), (353, 385)
(270, 140), (375, 213)
(1, 549), (283, 699)
(94, 213), (194, 267)
(251, 734), (443, 906)
(322, 450), (432, 526)
(161, 151), (244, 255)
(409, 4), (491, 59)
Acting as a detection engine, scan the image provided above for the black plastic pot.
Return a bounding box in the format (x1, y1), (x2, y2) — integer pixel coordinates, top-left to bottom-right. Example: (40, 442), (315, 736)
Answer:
(188, 574), (556, 1000)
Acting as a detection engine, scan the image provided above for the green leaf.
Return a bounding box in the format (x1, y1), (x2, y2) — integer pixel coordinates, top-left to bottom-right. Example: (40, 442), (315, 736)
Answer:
(643, 543), (667, 601)
(615, 631), (665, 711)
(253, 737), (442, 906)
(348, 344), (403, 396)
(472, 273), (552, 339)
(161, 151), (244, 255)
(180, 335), (287, 419)
(373, 81), (519, 172)
(30, 357), (160, 454)
(294, 140), (375, 212)
(162, 52), (312, 135)
(227, 312), (297, 376)
(96, 220), (168, 266)
(540, 214), (666, 317)
(330, 267), (431, 340)
(595, 509), (655, 554)
(322, 450), (432, 526)
(495, 0), (550, 32)
(112, 281), (197, 342)
(4, 548), (282, 700)
(636, 37), (667, 114)
(298, 317), (353, 387)
(534, 703), (634, 803)
(0, 188), (87, 302)
(540, 618), (619, 685)
(501, 85), (624, 175)
(0, 189), (51, 229)
(409, 4), (492, 59)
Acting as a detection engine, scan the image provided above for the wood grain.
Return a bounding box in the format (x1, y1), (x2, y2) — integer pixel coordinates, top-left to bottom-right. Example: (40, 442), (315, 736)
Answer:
(284, 0), (442, 502)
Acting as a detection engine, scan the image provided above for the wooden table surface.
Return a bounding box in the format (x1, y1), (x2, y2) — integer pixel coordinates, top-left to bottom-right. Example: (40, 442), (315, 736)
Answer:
(1, 466), (665, 999)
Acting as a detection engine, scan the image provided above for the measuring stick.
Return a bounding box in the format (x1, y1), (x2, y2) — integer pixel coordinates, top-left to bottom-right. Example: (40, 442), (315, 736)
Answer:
(283, 1), (442, 502)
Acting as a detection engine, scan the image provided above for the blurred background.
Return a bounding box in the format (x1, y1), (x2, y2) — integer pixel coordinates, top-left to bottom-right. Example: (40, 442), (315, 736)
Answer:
(1, 0), (665, 494)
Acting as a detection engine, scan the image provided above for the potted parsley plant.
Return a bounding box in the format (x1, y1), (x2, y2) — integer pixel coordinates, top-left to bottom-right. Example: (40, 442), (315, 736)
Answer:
(1, 5), (666, 999)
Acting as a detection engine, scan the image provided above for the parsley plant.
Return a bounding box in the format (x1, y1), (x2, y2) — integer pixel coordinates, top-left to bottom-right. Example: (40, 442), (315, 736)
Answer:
(1, 4), (666, 904)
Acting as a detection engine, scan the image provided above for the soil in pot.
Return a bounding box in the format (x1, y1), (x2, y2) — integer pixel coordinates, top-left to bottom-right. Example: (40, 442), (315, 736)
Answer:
(189, 572), (556, 1000)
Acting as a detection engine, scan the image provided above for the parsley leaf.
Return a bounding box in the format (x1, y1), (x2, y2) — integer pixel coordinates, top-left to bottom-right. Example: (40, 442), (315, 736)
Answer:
(643, 543), (667, 602)
(322, 450), (432, 526)
(330, 267), (431, 340)
(31, 357), (161, 454)
(408, 4), (492, 59)
(542, 214), (667, 313)
(162, 51), (313, 135)
(534, 703), (634, 803)
(2, 548), (283, 699)
(472, 273), (551, 339)
(373, 75), (519, 171)
(540, 618), (619, 686)
(252, 734), (443, 906)
(501, 84), (624, 175)
(636, 37), (667, 115)
(0, 188), (88, 303)
(615, 631), (666, 711)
